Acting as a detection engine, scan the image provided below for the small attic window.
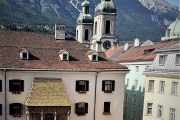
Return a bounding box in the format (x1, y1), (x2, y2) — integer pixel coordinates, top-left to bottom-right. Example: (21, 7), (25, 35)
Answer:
(58, 49), (69, 61)
(92, 55), (98, 61)
(63, 54), (68, 61)
(86, 50), (98, 61)
(20, 49), (29, 60)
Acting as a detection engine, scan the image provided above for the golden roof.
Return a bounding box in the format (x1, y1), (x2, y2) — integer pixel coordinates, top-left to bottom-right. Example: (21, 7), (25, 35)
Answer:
(25, 79), (71, 106)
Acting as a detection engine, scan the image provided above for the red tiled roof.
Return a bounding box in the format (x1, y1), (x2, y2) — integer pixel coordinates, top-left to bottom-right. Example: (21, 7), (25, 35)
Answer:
(0, 30), (127, 70)
(114, 39), (180, 62)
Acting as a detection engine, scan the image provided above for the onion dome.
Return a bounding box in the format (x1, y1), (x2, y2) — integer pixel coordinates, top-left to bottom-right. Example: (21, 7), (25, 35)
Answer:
(77, 0), (93, 25)
(95, 0), (116, 16)
(77, 13), (93, 24)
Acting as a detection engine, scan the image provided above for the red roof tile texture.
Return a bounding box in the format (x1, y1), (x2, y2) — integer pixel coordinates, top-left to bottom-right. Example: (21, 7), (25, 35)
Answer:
(114, 39), (180, 62)
(0, 30), (127, 70)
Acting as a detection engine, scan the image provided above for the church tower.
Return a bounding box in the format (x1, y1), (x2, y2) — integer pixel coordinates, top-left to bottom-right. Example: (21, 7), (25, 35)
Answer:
(76, 0), (93, 47)
(91, 0), (117, 52)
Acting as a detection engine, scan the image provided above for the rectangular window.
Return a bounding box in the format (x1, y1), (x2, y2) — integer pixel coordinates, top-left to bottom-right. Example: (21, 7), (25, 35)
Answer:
(104, 102), (110, 114)
(9, 80), (24, 94)
(75, 102), (88, 115)
(147, 103), (153, 115)
(148, 80), (154, 92)
(157, 105), (163, 117)
(0, 80), (2, 92)
(9, 103), (23, 117)
(159, 81), (165, 93)
(133, 94), (137, 105)
(102, 80), (115, 92)
(0, 104), (2, 115)
(92, 55), (98, 61)
(175, 54), (180, 65)
(169, 108), (176, 120)
(159, 55), (167, 65)
(76, 80), (89, 92)
(171, 82), (178, 95)
(135, 66), (139, 72)
(63, 54), (68, 60)
(125, 92), (128, 103)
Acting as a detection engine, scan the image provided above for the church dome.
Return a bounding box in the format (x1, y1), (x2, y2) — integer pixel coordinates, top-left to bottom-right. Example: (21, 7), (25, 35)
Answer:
(166, 11), (180, 37)
(95, 0), (116, 15)
(77, 13), (93, 24)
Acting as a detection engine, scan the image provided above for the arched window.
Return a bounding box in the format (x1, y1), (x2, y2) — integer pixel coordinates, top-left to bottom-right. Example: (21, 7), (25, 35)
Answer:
(105, 20), (110, 34)
(76, 30), (78, 40)
(85, 29), (89, 41)
(95, 22), (97, 35)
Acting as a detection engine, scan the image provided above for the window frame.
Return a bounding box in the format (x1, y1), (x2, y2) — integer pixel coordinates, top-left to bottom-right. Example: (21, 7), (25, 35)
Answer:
(132, 94), (137, 105)
(169, 108), (176, 120)
(105, 20), (111, 34)
(147, 103), (153, 115)
(62, 54), (68, 61)
(9, 79), (24, 94)
(75, 102), (88, 115)
(175, 54), (180, 65)
(102, 80), (115, 93)
(148, 80), (154, 92)
(9, 103), (23, 117)
(157, 105), (163, 118)
(85, 29), (89, 41)
(159, 55), (167, 65)
(103, 102), (111, 115)
(171, 82), (178, 95)
(76, 80), (89, 93)
(159, 81), (165, 93)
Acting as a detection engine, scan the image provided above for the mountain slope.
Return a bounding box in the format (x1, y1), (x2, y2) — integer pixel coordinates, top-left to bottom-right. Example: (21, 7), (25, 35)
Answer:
(0, 0), (178, 41)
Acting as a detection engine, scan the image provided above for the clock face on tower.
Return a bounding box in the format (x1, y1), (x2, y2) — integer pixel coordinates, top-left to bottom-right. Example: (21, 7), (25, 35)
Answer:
(103, 40), (111, 50)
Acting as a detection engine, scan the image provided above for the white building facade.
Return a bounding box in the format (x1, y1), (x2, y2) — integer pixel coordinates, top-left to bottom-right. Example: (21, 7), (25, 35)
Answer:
(0, 28), (128, 120)
(143, 43), (180, 120)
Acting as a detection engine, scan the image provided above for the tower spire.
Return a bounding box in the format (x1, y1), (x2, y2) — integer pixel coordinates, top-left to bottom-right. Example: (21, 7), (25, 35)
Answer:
(81, 0), (90, 14)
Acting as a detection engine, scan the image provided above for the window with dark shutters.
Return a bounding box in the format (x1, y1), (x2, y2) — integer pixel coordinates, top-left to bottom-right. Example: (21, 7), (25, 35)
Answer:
(104, 102), (111, 115)
(9, 103), (23, 117)
(0, 80), (2, 92)
(76, 80), (89, 93)
(102, 80), (115, 92)
(0, 104), (2, 115)
(9, 80), (24, 94)
(75, 102), (88, 115)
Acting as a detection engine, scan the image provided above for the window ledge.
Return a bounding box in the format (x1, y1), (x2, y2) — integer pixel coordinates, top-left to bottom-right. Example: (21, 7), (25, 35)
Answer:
(103, 112), (111, 115)
(78, 91), (87, 94)
(11, 91), (22, 94)
(104, 91), (112, 93)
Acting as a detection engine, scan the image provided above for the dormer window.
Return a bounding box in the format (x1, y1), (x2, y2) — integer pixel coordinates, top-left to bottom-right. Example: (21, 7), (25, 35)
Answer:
(86, 50), (98, 62)
(58, 49), (69, 61)
(159, 55), (167, 65)
(63, 54), (68, 61)
(92, 55), (98, 61)
(20, 48), (29, 60)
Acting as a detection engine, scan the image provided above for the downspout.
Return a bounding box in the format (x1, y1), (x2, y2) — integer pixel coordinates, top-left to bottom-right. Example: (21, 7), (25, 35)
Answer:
(93, 71), (99, 120)
(4, 69), (7, 120)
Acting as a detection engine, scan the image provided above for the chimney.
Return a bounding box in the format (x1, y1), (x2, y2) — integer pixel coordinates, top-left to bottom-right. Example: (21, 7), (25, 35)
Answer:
(124, 43), (129, 51)
(55, 24), (65, 40)
(134, 38), (140, 47)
